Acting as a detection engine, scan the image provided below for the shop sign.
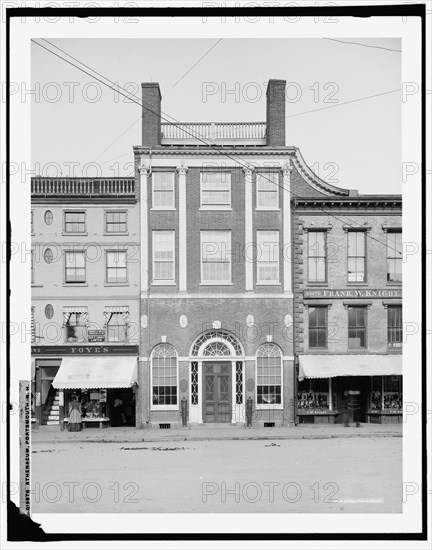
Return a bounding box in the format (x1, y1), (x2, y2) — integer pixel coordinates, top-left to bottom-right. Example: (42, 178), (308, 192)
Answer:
(58, 391), (64, 406)
(87, 330), (105, 343)
(99, 389), (107, 403)
(304, 289), (402, 299)
(31, 345), (139, 355)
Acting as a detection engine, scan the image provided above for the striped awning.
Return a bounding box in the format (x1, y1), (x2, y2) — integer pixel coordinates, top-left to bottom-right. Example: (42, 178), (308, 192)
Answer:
(298, 355), (402, 382)
(52, 356), (137, 389)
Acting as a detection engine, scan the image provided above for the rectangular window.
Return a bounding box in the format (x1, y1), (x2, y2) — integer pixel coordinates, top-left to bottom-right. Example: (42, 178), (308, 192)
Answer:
(201, 231), (231, 284)
(152, 172), (175, 209)
(64, 211), (86, 233)
(387, 306), (402, 348)
(153, 231), (175, 283)
(348, 231), (366, 282)
(387, 231), (402, 282)
(105, 210), (127, 233)
(200, 172), (231, 208)
(308, 231), (326, 283)
(106, 251), (127, 284)
(348, 306), (367, 349)
(308, 306), (328, 349)
(257, 230), (279, 284)
(65, 251), (86, 283)
(256, 172), (279, 209)
(64, 311), (87, 343)
(107, 312), (128, 342)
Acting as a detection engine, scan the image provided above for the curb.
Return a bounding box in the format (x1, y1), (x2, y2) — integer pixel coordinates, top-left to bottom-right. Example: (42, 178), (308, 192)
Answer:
(32, 432), (402, 445)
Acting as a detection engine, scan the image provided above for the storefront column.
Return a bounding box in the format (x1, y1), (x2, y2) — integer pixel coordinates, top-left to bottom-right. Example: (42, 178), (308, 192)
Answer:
(328, 378), (333, 411)
(177, 161), (188, 292)
(139, 160), (150, 293)
(243, 165), (254, 292)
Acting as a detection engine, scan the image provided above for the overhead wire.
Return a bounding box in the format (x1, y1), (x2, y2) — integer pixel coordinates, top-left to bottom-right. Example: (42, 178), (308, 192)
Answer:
(32, 39), (402, 256)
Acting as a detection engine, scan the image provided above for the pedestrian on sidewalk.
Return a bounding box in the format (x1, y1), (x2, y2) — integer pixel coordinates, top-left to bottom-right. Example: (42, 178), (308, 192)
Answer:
(67, 393), (83, 432)
(111, 398), (124, 427)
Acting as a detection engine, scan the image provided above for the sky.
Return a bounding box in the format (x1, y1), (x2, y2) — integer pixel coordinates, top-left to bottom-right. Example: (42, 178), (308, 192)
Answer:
(31, 38), (401, 194)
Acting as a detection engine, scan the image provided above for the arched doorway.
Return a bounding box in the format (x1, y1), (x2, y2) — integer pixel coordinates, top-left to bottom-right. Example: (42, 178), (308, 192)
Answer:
(188, 330), (244, 424)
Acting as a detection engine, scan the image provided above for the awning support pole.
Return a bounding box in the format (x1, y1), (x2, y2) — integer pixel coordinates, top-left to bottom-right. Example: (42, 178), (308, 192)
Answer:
(328, 378), (333, 411)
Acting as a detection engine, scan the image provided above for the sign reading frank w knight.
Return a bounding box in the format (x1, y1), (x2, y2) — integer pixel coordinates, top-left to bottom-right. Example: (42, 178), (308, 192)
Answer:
(304, 289), (402, 299)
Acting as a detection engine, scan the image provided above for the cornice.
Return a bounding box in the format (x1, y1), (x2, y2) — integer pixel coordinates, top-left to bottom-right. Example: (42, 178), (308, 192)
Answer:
(133, 146), (296, 157)
(292, 148), (350, 197)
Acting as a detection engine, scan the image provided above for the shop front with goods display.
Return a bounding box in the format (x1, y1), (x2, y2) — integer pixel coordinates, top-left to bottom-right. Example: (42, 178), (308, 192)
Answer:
(31, 345), (138, 428)
(296, 355), (402, 424)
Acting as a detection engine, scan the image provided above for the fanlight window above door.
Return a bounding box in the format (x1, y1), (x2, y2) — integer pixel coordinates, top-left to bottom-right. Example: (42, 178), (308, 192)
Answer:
(191, 330), (242, 356)
(203, 342), (231, 356)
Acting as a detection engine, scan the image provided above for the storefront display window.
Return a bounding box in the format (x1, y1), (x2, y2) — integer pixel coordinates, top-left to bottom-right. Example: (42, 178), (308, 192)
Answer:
(369, 376), (402, 412)
(298, 379), (332, 412)
(383, 376), (402, 410)
(370, 376), (382, 410)
(66, 389), (107, 419)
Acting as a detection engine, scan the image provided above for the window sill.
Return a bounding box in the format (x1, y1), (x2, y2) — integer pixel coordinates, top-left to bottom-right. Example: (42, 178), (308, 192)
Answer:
(199, 207), (232, 211)
(199, 282), (233, 286)
(307, 348), (329, 353)
(256, 282), (281, 286)
(150, 406), (179, 411)
(104, 283), (129, 287)
(103, 232), (129, 237)
(347, 282), (368, 286)
(150, 208), (176, 212)
(386, 281), (402, 286)
(62, 232), (88, 237)
(307, 282), (328, 287)
(62, 283), (88, 287)
(31, 284), (44, 288)
(151, 282), (176, 286)
(255, 208), (280, 212)
(386, 348), (403, 353)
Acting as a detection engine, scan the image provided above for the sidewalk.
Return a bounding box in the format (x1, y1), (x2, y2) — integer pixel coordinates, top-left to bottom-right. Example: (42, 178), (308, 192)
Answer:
(32, 422), (402, 444)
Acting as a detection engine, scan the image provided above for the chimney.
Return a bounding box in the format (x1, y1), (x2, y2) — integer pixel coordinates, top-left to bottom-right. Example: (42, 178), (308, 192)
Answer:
(142, 82), (162, 147)
(266, 79), (286, 147)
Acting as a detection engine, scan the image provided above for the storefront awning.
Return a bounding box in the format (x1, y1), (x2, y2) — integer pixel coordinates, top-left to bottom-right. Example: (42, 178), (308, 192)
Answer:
(298, 355), (402, 381)
(52, 357), (137, 389)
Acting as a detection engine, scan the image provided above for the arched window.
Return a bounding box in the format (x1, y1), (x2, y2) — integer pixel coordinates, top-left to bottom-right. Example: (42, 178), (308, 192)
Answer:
(256, 343), (282, 405)
(202, 342), (231, 356)
(152, 344), (178, 407)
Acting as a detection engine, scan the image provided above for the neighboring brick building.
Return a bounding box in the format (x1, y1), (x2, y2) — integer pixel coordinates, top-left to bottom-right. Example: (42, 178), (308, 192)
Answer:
(293, 197), (402, 424)
(31, 178), (140, 428)
(133, 79), (397, 429)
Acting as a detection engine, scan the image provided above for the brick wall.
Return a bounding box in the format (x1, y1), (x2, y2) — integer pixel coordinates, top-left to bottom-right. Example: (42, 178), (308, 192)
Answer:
(141, 83), (161, 147)
(293, 207), (402, 355)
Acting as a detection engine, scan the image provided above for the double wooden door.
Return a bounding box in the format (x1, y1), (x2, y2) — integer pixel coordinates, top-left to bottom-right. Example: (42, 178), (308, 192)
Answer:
(203, 362), (231, 423)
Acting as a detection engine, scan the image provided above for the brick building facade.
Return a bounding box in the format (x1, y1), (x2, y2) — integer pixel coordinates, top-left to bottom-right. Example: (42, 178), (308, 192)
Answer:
(31, 178), (140, 428)
(293, 197), (402, 424)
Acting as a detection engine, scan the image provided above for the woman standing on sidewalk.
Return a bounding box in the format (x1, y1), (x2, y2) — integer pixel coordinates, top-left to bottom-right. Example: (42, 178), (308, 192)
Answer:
(67, 394), (83, 432)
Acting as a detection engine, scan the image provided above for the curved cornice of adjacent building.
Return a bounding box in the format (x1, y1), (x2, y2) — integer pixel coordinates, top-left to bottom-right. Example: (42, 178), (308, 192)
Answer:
(133, 145), (353, 197)
(291, 147), (351, 197)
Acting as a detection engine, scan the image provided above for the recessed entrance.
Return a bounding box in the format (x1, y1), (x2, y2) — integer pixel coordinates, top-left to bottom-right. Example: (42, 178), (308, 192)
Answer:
(203, 362), (231, 423)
